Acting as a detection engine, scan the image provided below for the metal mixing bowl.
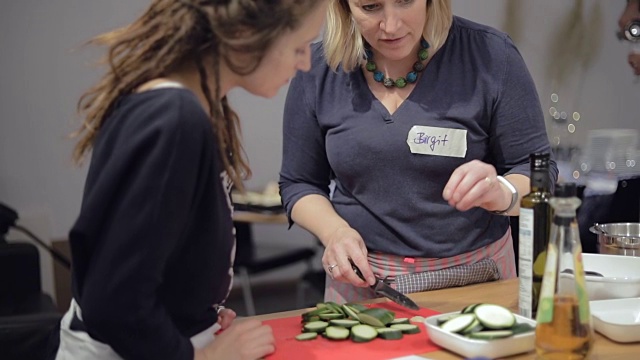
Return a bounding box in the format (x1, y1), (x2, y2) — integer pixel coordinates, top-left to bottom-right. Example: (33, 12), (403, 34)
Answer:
(589, 222), (640, 257)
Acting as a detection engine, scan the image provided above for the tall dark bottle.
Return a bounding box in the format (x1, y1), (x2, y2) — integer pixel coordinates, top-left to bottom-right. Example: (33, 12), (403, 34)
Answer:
(518, 153), (552, 319)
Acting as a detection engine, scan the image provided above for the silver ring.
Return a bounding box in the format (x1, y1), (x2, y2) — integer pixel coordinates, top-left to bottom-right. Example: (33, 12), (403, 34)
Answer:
(327, 264), (338, 273)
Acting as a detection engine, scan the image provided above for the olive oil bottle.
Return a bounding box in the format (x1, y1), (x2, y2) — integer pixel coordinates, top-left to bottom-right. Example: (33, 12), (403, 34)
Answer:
(518, 153), (552, 319)
(535, 183), (593, 360)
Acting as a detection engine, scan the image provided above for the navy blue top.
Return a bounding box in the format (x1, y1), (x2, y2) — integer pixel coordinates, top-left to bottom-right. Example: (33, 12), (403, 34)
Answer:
(279, 16), (558, 258)
(68, 88), (234, 360)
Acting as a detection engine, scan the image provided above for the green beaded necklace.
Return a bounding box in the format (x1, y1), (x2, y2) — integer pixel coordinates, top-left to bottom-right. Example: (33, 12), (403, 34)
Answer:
(364, 38), (430, 88)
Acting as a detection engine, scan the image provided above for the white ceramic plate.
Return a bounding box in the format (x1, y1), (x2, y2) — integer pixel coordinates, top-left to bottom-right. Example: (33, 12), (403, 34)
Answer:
(590, 298), (640, 343)
(559, 254), (640, 300)
(424, 312), (536, 358)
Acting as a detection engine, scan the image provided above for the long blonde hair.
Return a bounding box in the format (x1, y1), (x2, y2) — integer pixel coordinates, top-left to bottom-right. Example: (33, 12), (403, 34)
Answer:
(323, 0), (453, 72)
(74, 0), (323, 188)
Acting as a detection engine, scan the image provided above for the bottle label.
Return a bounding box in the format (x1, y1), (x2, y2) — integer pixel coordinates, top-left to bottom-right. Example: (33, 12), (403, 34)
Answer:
(536, 244), (558, 324)
(518, 208), (535, 318)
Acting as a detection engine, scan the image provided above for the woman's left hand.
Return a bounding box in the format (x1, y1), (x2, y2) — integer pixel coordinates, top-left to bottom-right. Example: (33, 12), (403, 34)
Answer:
(442, 160), (510, 212)
(217, 307), (237, 330)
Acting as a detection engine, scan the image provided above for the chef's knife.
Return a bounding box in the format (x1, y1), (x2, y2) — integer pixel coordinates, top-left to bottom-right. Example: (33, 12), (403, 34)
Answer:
(350, 260), (420, 311)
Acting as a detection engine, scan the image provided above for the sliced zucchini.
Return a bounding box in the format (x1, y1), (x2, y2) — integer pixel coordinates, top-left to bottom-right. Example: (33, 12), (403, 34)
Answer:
(302, 307), (332, 317)
(461, 303), (482, 314)
(325, 326), (350, 340)
(301, 315), (320, 323)
(303, 321), (329, 333)
(390, 317), (410, 325)
(467, 329), (514, 340)
(376, 327), (404, 340)
(473, 304), (515, 330)
(440, 313), (476, 333)
(329, 319), (360, 328)
(325, 302), (346, 316)
(345, 303), (368, 312)
(350, 324), (378, 343)
(435, 313), (459, 325)
(319, 313), (345, 320)
(298, 302), (433, 343)
(511, 322), (536, 335)
(358, 308), (395, 327)
(389, 324), (420, 334)
(295, 332), (318, 341)
(460, 318), (483, 335)
(341, 305), (361, 321)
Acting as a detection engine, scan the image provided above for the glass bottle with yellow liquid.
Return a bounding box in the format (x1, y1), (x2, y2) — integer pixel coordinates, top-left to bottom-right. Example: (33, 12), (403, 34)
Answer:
(535, 183), (593, 360)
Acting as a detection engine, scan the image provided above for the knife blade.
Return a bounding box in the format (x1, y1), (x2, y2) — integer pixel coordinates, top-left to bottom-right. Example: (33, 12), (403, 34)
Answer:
(350, 260), (420, 311)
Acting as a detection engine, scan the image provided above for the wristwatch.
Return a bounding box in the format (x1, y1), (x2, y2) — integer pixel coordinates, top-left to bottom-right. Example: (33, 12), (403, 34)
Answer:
(491, 176), (519, 215)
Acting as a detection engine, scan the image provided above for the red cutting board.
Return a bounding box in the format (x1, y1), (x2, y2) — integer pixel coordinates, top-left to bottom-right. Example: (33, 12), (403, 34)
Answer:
(263, 302), (442, 360)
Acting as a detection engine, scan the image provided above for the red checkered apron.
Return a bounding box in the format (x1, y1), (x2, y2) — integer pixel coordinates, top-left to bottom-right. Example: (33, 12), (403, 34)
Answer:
(324, 227), (516, 303)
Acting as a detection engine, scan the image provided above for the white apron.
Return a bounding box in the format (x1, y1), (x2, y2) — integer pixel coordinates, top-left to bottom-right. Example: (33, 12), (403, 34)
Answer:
(55, 299), (221, 360)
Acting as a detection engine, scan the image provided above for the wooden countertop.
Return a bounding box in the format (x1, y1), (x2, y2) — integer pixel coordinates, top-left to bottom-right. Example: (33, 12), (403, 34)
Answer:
(251, 278), (639, 359)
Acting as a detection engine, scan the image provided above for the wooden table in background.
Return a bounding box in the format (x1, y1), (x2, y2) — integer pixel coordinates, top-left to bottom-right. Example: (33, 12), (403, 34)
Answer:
(232, 210), (288, 225)
(252, 278), (639, 359)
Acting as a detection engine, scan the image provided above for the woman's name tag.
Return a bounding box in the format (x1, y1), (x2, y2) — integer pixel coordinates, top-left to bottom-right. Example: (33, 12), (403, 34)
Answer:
(406, 125), (467, 158)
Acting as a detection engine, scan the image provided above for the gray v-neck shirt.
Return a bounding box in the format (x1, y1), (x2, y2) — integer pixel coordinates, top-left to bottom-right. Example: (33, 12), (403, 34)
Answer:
(280, 16), (558, 258)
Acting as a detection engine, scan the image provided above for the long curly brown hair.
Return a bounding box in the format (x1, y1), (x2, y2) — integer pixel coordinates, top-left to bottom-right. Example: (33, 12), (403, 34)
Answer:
(74, 0), (322, 188)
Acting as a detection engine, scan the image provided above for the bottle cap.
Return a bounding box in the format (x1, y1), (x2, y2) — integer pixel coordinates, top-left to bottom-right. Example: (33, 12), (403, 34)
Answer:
(554, 182), (577, 198)
(530, 152), (550, 169)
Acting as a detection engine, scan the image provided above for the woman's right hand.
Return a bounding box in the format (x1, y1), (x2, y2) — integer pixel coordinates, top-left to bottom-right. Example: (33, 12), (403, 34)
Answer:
(288, 194), (375, 287)
(196, 319), (274, 360)
(322, 226), (376, 287)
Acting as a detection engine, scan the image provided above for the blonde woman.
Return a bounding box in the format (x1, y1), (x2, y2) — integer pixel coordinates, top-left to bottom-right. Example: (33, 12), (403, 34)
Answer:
(279, 0), (557, 303)
(52, 0), (327, 359)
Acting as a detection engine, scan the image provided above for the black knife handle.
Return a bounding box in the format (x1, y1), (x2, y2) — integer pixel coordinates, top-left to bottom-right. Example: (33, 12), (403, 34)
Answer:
(349, 259), (367, 282)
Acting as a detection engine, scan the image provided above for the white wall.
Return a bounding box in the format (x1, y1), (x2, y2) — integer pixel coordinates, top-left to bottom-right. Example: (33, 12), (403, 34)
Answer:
(453, 0), (639, 149)
(1, 1), (638, 300)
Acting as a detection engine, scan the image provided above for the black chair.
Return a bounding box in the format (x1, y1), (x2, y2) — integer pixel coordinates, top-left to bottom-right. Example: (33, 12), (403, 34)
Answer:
(299, 268), (327, 302)
(0, 203), (65, 360)
(0, 241), (62, 360)
(233, 222), (317, 315)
